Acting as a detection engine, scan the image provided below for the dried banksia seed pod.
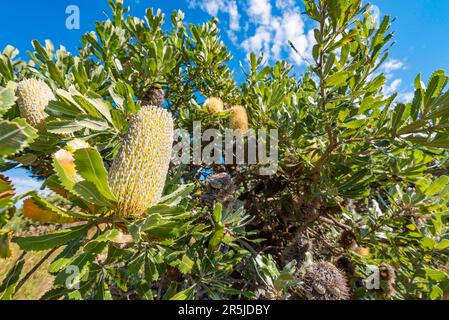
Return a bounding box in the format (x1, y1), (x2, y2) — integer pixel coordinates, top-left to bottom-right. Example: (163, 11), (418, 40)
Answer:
(108, 106), (174, 218)
(229, 105), (249, 133)
(256, 287), (283, 300)
(139, 88), (165, 108)
(335, 255), (355, 276)
(201, 173), (236, 211)
(16, 78), (55, 130)
(281, 234), (313, 267)
(204, 97), (224, 114)
(379, 263), (396, 298)
(296, 261), (350, 300)
(340, 230), (358, 250)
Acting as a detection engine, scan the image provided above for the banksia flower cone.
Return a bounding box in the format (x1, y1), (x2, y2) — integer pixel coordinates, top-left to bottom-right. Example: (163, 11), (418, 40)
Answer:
(16, 79), (55, 130)
(108, 106), (174, 218)
(204, 97), (224, 114)
(229, 106), (249, 133)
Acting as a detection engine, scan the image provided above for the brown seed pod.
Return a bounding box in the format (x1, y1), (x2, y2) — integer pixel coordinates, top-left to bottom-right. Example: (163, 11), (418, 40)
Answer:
(201, 172), (236, 211)
(139, 87), (165, 108)
(335, 255), (355, 276)
(379, 263), (396, 298)
(281, 234), (313, 267)
(340, 230), (358, 250)
(294, 261), (350, 300)
(353, 247), (371, 257)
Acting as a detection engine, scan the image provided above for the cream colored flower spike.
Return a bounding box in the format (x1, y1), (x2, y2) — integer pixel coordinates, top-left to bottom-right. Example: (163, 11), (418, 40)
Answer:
(204, 97), (224, 114)
(16, 78), (55, 130)
(230, 105), (249, 133)
(108, 106), (174, 218)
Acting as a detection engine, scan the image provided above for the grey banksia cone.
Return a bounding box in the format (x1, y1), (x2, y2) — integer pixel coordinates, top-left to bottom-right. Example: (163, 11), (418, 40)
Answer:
(201, 173), (236, 211)
(292, 261), (350, 300)
(139, 88), (165, 108)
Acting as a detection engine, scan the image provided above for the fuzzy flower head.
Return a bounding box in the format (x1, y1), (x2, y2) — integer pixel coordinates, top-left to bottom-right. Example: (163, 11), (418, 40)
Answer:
(229, 105), (249, 133)
(108, 106), (174, 218)
(204, 97), (224, 114)
(16, 78), (55, 130)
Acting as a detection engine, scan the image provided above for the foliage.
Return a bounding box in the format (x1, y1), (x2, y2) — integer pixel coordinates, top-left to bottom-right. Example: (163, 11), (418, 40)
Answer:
(0, 0), (449, 300)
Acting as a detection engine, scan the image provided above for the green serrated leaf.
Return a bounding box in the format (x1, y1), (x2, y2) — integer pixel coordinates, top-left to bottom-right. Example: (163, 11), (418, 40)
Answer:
(73, 180), (115, 207)
(0, 120), (35, 157)
(0, 86), (16, 116)
(73, 148), (116, 202)
(15, 224), (91, 251)
(169, 285), (195, 300)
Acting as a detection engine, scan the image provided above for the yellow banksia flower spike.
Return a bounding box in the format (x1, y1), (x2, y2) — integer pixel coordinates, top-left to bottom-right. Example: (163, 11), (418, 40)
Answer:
(108, 106), (174, 218)
(204, 97), (224, 114)
(229, 105), (249, 133)
(16, 78), (55, 131)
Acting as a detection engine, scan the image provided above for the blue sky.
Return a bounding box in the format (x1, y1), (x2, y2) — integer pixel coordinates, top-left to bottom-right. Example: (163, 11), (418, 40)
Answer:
(1, 0), (449, 96)
(1, 0), (449, 193)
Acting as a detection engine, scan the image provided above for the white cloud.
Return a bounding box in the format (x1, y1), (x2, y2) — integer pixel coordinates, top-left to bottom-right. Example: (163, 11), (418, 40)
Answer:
(378, 58), (413, 103)
(192, 0), (315, 66)
(202, 0), (220, 16)
(382, 59), (406, 73)
(273, 9), (314, 64)
(383, 79), (402, 96)
(242, 26), (272, 56)
(227, 1), (240, 31)
(397, 92), (414, 103)
(244, 1), (315, 65)
(190, 0), (240, 31)
(246, 0), (272, 25)
(383, 78), (414, 103)
(275, 0), (296, 9)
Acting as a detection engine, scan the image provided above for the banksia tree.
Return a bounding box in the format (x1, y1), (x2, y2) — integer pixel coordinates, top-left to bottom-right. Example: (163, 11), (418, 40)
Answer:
(2, 0), (449, 302)
(16, 78), (55, 130)
(204, 97), (224, 114)
(229, 105), (249, 133)
(108, 106), (174, 218)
